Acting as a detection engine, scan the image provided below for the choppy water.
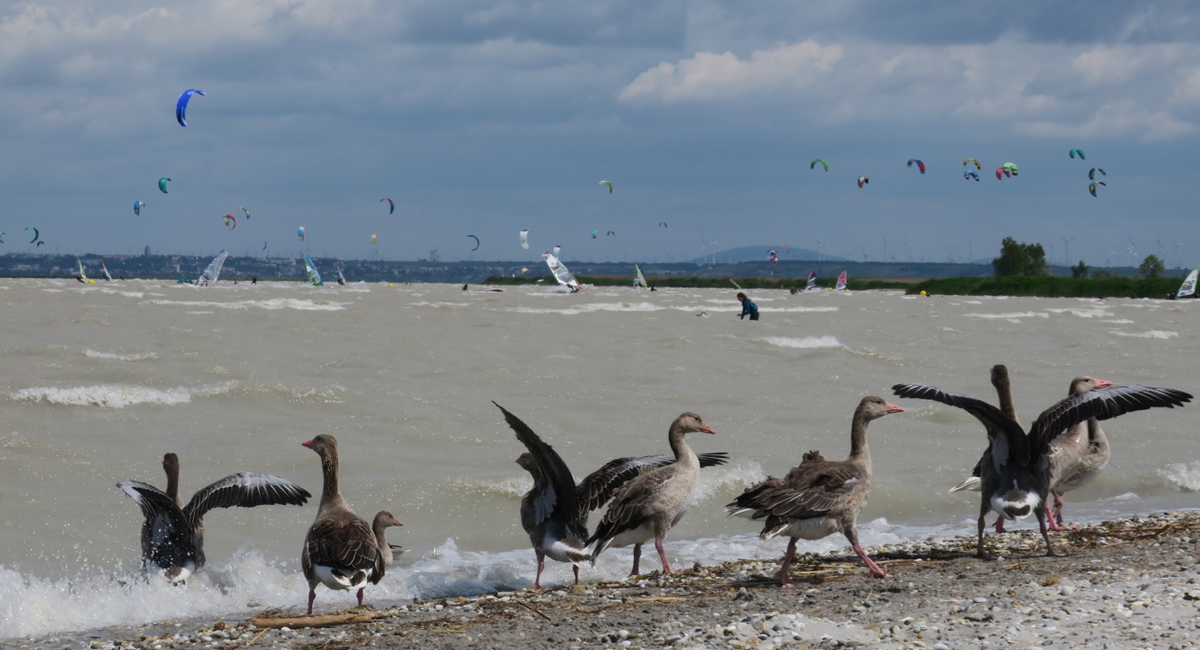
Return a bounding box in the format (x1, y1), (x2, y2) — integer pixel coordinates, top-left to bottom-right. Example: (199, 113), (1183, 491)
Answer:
(2, 278), (1197, 639)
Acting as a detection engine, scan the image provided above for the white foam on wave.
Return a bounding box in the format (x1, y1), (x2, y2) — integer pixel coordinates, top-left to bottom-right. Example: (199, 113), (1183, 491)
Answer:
(1109, 329), (1178, 339)
(83, 349), (158, 362)
(965, 311), (1049, 321)
(762, 336), (843, 350)
(1158, 461), (1200, 491)
(9, 381), (236, 408)
(143, 298), (346, 311)
(510, 302), (666, 315)
(764, 305), (839, 313)
(1045, 307), (1113, 318)
(1104, 319), (1135, 324)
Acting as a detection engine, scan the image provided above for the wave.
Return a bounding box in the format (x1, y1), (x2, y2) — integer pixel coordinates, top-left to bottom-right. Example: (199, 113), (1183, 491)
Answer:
(509, 302), (666, 315)
(1109, 329), (1178, 339)
(762, 336), (843, 350)
(1157, 461), (1200, 491)
(83, 349), (158, 362)
(965, 311), (1049, 321)
(143, 298), (347, 311)
(1044, 307), (1113, 318)
(10, 385), (192, 408)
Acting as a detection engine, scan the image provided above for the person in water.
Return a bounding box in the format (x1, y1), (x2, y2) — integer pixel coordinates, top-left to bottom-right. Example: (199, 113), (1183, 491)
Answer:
(736, 292), (759, 320)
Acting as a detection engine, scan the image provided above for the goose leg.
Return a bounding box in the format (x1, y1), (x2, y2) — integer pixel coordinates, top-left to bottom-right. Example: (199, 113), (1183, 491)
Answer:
(629, 543), (642, 576)
(992, 516), (1006, 533)
(654, 537), (675, 573)
(778, 538), (798, 586)
(307, 589), (317, 616)
(1037, 508), (1062, 557)
(534, 559), (545, 589)
(976, 513), (995, 561)
(356, 587), (365, 606)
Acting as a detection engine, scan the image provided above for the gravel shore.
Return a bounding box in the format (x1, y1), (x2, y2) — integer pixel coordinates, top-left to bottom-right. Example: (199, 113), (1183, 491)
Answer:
(11, 511), (1200, 650)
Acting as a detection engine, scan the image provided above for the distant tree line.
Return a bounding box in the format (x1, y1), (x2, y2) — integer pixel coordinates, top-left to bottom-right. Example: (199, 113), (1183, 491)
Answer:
(993, 237), (1167, 280)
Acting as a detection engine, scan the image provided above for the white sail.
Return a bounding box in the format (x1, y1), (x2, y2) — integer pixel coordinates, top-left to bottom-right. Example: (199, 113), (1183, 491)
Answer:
(100, 260), (113, 281)
(304, 255), (323, 286)
(75, 255), (88, 282)
(1178, 268), (1198, 299)
(633, 264), (648, 288)
(805, 271), (817, 291)
(542, 251), (582, 292)
(834, 271), (848, 292)
(197, 250), (228, 286)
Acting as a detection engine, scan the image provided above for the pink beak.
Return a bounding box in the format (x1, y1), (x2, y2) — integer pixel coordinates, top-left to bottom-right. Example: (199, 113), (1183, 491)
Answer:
(301, 439), (313, 448)
(1094, 379), (1113, 389)
(887, 403), (905, 413)
(701, 424), (716, 434)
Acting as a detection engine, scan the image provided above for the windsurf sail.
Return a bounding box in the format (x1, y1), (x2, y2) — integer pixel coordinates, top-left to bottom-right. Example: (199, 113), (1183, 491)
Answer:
(805, 271), (817, 291)
(634, 264), (648, 288)
(1178, 268), (1198, 299)
(834, 271), (848, 292)
(100, 259), (113, 281)
(75, 255), (88, 282)
(197, 250), (228, 286)
(336, 267), (347, 285)
(304, 254), (323, 286)
(542, 251), (582, 292)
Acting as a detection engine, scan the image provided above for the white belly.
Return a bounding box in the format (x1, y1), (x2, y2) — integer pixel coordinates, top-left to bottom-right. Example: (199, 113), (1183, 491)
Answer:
(776, 516), (841, 541)
(605, 521), (656, 549)
(311, 564), (372, 591)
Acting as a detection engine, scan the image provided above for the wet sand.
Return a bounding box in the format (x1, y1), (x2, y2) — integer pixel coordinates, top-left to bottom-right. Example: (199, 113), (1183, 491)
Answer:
(12, 511), (1200, 649)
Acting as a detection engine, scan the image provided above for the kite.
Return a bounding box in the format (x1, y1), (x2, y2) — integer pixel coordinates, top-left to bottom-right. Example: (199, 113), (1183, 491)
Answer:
(1089, 181), (1107, 197)
(1069, 148), (1086, 159)
(158, 177), (170, 194)
(964, 171), (979, 181)
(658, 222), (667, 228)
(176, 89), (205, 127)
(519, 229), (530, 249)
(963, 158), (981, 170)
(996, 167), (1010, 180)
(381, 198), (394, 214)
(26, 227), (39, 244)
(240, 206), (250, 219)
(1088, 167), (1106, 180)
(590, 229), (598, 240)
(598, 180), (613, 193)
(810, 159), (829, 172)
(1003, 162), (1019, 176)
(134, 200), (145, 215)
(297, 226), (306, 241)
(768, 250), (778, 267)
(467, 235), (480, 251)
(857, 176), (869, 188)
(906, 159), (926, 174)
(222, 214), (236, 229)
(370, 233), (378, 245)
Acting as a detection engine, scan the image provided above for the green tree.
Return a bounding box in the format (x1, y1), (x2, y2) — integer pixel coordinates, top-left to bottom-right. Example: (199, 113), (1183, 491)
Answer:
(1091, 268), (1114, 279)
(992, 237), (1049, 277)
(1070, 260), (1089, 279)
(1139, 254), (1165, 279)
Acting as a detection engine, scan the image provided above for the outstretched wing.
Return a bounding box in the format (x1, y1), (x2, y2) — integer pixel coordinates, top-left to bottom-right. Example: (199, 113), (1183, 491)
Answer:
(892, 382), (1030, 469)
(577, 451), (730, 513)
(181, 473), (311, 526)
(493, 401), (580, 526)
(1028, 385), (1191, 454)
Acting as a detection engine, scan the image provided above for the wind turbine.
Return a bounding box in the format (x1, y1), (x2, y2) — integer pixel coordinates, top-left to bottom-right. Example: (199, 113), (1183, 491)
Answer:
(1176, 241), (1183, 269)
(816, 238), (825, 262)
(966, 237), (974, 264)
(1059, 234), (1077, 267)
(1125, 237), (1137, 261)
(881, 234), (888, 263)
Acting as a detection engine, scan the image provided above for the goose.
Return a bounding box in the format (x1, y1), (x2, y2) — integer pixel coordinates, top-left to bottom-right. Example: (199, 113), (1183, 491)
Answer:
(301, 434), (386, 615)
(588, 412), (716, 575)
(726, 396), (903, 584)
(372, 511), (404, 566)
(894, 374), (1190, 559)
(494, 402), (728, 588)
(116, 452), (311, 585)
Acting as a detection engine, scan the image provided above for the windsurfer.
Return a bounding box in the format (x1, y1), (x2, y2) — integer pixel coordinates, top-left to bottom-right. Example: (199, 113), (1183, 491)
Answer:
(736, 292), (759, 321)
(73, 273), (85, 284)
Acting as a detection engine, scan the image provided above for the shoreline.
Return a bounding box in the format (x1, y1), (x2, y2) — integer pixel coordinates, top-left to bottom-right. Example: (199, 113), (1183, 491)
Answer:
(11, 511), (1199, 649)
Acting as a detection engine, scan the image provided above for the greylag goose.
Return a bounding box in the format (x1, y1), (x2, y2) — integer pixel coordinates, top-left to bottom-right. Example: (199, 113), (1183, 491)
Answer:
(588, 412), (715, 575)
(301, 434), (386, 615)
(949, 365), (1021, 534)
(726, 396), (903, 584)
(116, 452), (311, 585)
(372, 511), (404, 566)
(894, 376), (1190, 559)
(494, 402), (729, 588)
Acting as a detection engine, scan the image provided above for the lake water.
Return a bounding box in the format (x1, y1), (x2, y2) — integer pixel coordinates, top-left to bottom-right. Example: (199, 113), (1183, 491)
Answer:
(1, 278), (1196, 639)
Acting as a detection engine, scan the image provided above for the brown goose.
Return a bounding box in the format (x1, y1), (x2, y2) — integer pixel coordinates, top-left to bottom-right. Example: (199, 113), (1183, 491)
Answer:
(588, 412), (716, 575)
(894, 376), (1190, 559)
(726, 396), (903, 584)
(372, 511), (404, 566)
(116, 452), (311, 585)
(301, 434), (386, 616)
(494, 402), (729, 588)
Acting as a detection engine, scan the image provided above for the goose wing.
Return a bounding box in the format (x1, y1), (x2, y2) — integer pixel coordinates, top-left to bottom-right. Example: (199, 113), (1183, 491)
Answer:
(181, 472), (311, 526)
(1028, 385), (1191, 455)
(577, 451), (729, 513)
(494, 402), (580, 526)
(893, 382), (1030, 469)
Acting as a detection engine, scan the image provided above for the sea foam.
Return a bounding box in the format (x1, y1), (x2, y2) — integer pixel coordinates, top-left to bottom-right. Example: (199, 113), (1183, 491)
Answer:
(10, 385), (192, 408)
(762, 336), (843, 350)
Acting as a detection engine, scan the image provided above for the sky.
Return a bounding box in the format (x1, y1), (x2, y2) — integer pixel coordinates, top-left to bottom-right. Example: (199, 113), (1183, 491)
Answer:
(3, 1), (1199, 268)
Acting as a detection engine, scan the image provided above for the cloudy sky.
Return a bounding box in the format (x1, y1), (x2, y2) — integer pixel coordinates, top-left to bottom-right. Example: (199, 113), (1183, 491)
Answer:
(3, 1), (1198, 267)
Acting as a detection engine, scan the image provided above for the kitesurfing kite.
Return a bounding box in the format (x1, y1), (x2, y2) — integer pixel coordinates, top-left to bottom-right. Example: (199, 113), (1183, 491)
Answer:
(467, 234), (480, 251)
(381, 198), (394, 214)
(906, 159), (926, 174)
(133, 200), (145, 215)
(158, 177), (170, 194)
(297, 226), (306, 241)
(519, 229), (530, 249)
(552, 245), (562, 258)
(857, 176), (869, 188)
(240, 206), (250, 219)
(658, 222), (668, 228)
(1088, 167), (1107, 180)
(0, 232), (4, 245)
(963, 158), (981, 170)
(176, 89), (205, 127)
(370, 233), (378, 245)
(964, 171), (980, 182)
(810, 159), (829, 172)
(222, 214), (237, 229)
(996, 167), (1010, 180)
(768, 250), (778, 267)
(26, 226), (38, 244)
(598, 180), (613, 193)
(1003, 162), (1019, 176)
(607, 230), (615, 237)
(590, 229), (598, 240)
(1089, 181), (1107, 197)
(1069, 148), (1086, 159)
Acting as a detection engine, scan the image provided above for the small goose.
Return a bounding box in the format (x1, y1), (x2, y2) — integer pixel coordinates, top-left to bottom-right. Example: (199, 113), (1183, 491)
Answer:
(301, 435), (387, 615)
(588, 412), (716, 575)
(372, 511), (405, 566)
(116, 452), (310, 585)
(894, 373), (1190, 559)
(727, 396), (903, 584)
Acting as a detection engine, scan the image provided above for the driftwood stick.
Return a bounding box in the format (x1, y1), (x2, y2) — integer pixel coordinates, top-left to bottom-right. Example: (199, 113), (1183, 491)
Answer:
(248, 611), (383, 629)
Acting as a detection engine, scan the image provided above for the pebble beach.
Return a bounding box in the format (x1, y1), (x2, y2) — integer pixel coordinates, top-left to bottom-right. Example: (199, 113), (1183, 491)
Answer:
(11, 511), (1199, 650)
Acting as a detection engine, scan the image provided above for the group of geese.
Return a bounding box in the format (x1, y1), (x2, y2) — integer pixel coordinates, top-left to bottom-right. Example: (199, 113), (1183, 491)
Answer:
(116, 367), (1190, 614)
